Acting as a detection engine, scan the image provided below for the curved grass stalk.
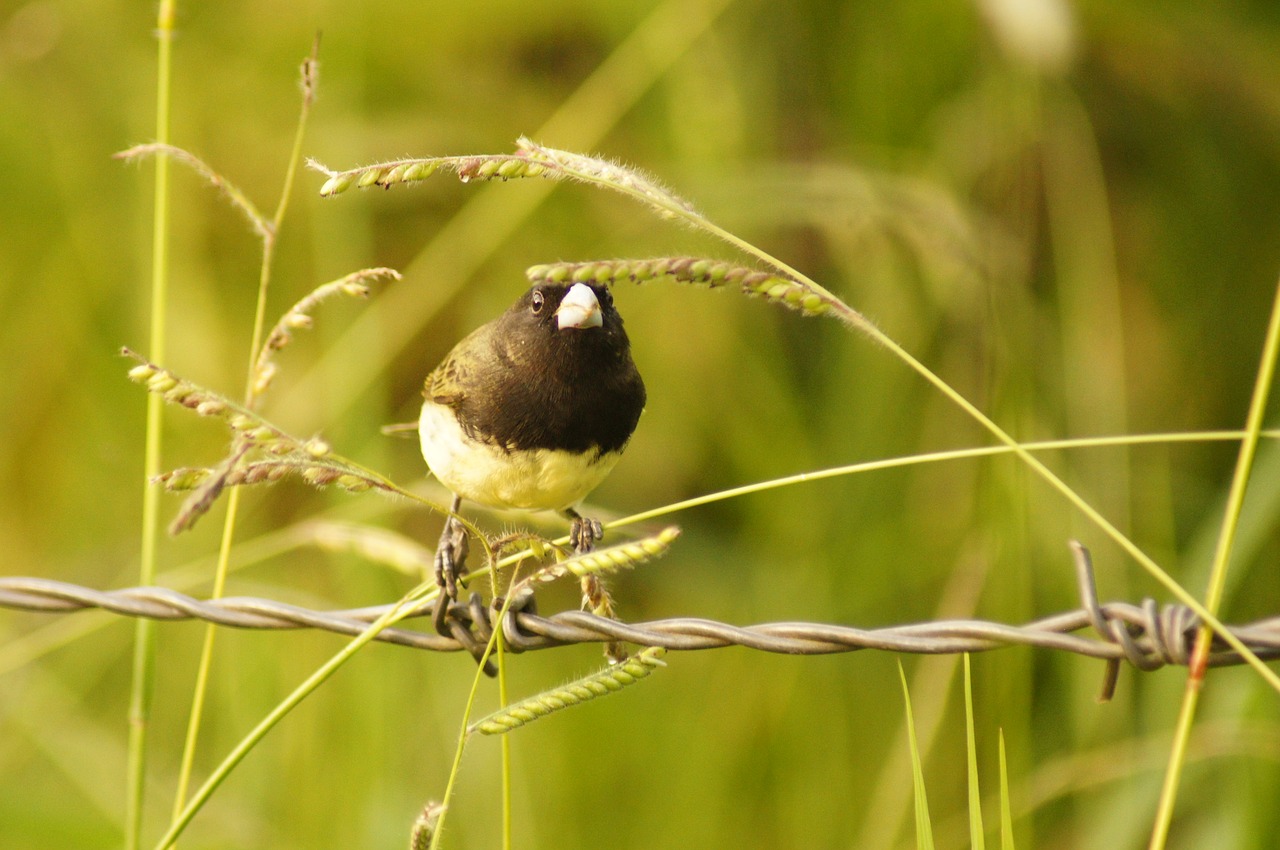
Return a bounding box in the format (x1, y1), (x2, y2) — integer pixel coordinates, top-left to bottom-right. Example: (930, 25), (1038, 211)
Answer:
(508, 143), (1280, 693)
(117, 143), (268, 238)
(479, 429), (1280, 580)
(614, 430), (1280, 527)
(251, 268), (401, 403)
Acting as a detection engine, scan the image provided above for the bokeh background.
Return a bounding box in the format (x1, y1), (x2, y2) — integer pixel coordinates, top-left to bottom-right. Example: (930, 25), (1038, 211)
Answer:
(3, 0), (1280, 847)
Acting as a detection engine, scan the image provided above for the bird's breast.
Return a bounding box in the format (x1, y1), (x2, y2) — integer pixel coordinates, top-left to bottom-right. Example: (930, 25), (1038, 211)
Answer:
(418, 401), (624, 511)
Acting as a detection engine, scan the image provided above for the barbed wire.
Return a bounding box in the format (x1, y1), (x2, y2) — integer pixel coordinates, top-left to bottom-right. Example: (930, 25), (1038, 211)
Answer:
(2, 544), (1278, 694)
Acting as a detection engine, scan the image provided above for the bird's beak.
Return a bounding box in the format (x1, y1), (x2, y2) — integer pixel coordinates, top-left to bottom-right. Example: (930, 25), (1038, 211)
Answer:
(555, 283), (604, 330)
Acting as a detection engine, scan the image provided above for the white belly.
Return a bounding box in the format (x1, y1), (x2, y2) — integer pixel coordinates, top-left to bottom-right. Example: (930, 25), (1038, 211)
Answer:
(418, 401), (622, 512)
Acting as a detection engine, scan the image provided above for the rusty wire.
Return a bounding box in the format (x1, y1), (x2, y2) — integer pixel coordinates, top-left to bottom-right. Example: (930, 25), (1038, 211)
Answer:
(2, 544), (1277, 687)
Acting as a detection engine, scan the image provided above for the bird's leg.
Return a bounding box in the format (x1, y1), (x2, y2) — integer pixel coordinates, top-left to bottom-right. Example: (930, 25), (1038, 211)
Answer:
(434, 495), (469, 600)
(563, 508), (627, 664)
(429, 499), (496, 677)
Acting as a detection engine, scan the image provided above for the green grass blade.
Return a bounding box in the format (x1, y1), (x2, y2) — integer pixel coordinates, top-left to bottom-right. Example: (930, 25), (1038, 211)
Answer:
(899, 661), (935, 850)
(965, 654), (985, 850)
(999, 730), (1016, 850)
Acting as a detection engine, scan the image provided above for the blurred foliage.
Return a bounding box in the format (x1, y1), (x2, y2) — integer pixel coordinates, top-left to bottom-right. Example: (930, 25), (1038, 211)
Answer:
(3, 0), (1280, 847)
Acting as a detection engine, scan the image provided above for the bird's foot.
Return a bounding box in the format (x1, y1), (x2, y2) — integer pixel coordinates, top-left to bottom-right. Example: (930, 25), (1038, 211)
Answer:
(433, 516), (470, 600)
(566, 512), (603, 554)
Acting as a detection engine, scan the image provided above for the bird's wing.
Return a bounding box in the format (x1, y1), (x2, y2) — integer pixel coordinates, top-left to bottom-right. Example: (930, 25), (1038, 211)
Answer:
(424, 354), (468, 408)
(423, 323), (493, 408)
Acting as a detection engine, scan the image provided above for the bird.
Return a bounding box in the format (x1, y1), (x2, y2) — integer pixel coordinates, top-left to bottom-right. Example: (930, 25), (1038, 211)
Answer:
(418, 280), (646, 603)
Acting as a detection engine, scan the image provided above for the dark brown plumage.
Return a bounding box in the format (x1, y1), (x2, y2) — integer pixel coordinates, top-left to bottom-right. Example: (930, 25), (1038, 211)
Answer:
(424, 282), (644, 458)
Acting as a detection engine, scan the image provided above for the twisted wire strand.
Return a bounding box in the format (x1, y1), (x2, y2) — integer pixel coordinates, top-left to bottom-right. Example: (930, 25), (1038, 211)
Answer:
(3, 544), (1279, 671)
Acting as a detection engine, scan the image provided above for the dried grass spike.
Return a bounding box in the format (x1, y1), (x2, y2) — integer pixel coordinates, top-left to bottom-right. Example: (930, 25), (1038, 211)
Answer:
(154, 460), (302, 493)
(319, 173), (353, 196)
(357, 168), (386, 189)
(581, 573), (626, 664)
(409, 802), (444, 850)
(524, 258), (830, 317)
(469, 647), (667, 735)
(152, 467), (213, 491)
(122, 348), (256, 427)
(250, 268), (399, 404)
(168, 445), (250, 535)
(519, 526), (681, 589)
(115, 143), (269, 238)
(307, 151), (552, 197)
(292, 461), (397, 494)
(515, 138), (696, 217)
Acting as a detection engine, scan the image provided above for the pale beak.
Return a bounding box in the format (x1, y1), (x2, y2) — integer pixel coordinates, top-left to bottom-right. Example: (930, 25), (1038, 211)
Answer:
(555, 282), (603, 330)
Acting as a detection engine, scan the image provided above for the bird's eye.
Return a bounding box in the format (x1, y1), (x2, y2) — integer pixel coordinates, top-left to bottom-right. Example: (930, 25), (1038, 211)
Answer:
(530, 290), (545, 313)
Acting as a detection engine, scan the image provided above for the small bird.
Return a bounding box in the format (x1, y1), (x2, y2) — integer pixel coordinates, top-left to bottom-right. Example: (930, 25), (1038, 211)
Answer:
(419, 281), (646, 601)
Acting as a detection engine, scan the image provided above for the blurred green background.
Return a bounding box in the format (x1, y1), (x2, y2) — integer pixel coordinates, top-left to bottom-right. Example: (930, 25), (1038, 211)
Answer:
(3, 0), (1280, 847)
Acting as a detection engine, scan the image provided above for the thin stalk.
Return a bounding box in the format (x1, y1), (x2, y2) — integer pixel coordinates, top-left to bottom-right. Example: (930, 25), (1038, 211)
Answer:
(611, 430), (1277, 529)
(126, 3), (176, 848)
(429, 583), (526, 850)
(487, 560), (513, 850)
(169, 40), (319, 829)
(1148, 270), (1280, 849)
(169, 488), (242, 822)
(500, 652), (513, 850)
(428, 647), (493, 850)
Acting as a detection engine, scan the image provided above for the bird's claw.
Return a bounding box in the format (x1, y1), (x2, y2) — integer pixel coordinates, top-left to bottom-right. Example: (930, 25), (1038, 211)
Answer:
(568, 515), (603, 554)
(433, 517), (469, 601)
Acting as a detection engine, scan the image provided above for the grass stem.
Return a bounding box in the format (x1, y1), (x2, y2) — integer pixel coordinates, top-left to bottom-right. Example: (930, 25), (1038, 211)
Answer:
(167, 38), (318, 833)
(1148, 269), (1280, 848)
(126, 3), (176, 847)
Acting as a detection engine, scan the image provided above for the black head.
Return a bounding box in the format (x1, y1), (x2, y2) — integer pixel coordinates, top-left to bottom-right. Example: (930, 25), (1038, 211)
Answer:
(507, 281), (617, 328)
(468, 281), (644, 453)
(497, 282), (631, 368)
